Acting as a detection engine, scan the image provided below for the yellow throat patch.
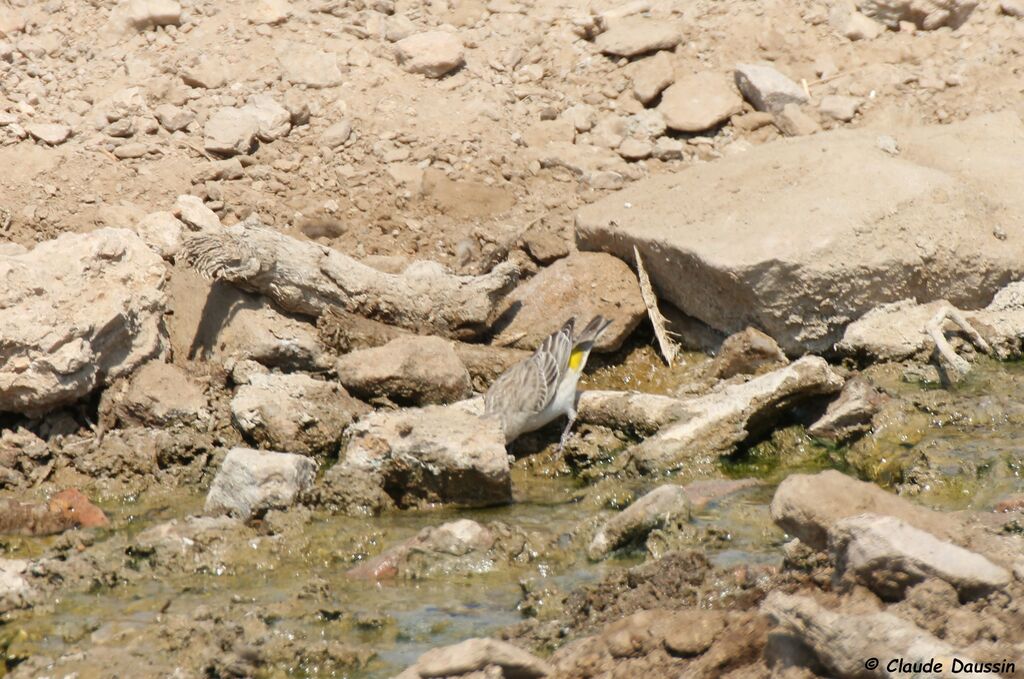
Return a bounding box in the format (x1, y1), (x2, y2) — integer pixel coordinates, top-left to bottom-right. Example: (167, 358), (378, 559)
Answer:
(568, 348), (585, 371)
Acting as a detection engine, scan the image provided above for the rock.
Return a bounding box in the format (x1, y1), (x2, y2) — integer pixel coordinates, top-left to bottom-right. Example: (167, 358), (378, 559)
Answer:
(249, 0), (290, 24)
(522, 120), (575, 148)
(576, 112), (1024, 354)
(398, 638), (552, 679)
(174, 194), (221, 231)
(710, 327), (788, 379)
(818, 94), (861, 121)
(658, 72), (743, 132)
(0, 559), (34, 614)
(241, 94), (291, 142)
(628, 357), (844, 472)
(652, 136), (685, 160)
(521, 228), (569, 264)
(316, 405), (510, 514)
(0, 229), (166, 415)
(588, 484), (692, 559)
(114, 362), (206, 426)
(335, 335), (472, 406)
(532, 142), (628, 187)
(773, 103), (820, 136)
(205, 448), (317, 520)
(133, 211), (183, 260)
(208, 295), (333, 372)
(857, 0), (977, 28)
(829, 514), (1011, 599)
(493, 252), (645, 353)
(320, 120), (353, 148)
(203, 108), (259, 157)
(763, 592), (997, 679)
(26, 122), (71, 145)
(734, 63), (808, 113)
(154, 103), (194, 132)
(1001, 0), (1024, 16)
(128, 0), (181, 29)
(393, 31), (464, 78)
(562, 104), (597, 132)
(629, 51), (675, 104)
(662, 609), (727, 656)
(594, 17), (681, 57)
(617, 138), (652, 161)
(807, 376), (883, 441)
(231, 373), (368, 456)
(277, 44), (343, 88)
(0, 489), (109, 535)
(181, 57), (228, 89)
(193, 158), (245, 182)
(769, 470), (1024, 573)
(113, 142), (148, 159)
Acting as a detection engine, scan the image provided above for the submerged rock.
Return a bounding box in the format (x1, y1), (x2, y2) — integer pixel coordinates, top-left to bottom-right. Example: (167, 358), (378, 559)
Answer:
(205, 447), (317, 520)
(395, 637), (552, 679)
(588, 484), (692, 560)
(577, 112), (1024, 354)
(0, 228), (167, 415)
(829, 514), (1011, 600)
(315, 405), (510, 515)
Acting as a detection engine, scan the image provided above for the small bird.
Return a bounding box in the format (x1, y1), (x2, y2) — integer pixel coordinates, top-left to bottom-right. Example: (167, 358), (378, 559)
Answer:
(485, 316), (612, 450)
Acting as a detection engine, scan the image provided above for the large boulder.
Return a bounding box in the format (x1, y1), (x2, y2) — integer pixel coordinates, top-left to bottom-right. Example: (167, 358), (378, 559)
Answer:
(576, 112), (1024, 354)
(0, 229), (167, 415)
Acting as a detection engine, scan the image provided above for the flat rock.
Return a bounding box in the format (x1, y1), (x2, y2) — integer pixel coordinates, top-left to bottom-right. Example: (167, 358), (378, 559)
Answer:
(629, 51), (675, 104)
(241, 94), (291, 142)
(857, 0), (976, 28)
(595, 17), (681, 57)
(493, 252), (645, 352)
(533, 141), (628, 187)
(154, 103), (194, 132)
(588, 484), (692, 559)
(276, 43), (343, 88)
(335, 335), (472, 406)
(315, 405), (510, 515)
(397, 638), (552, 679)
(231, 373), (368, 456)
(0, 229), (166, 415)
(627, 357), (844, 472)
(174, 194), (220, 231)
(205, 448), (316, 520)
(394, 31), (465, 78)
(320, 120), (352, 148)
(203, 107), (259, 156)
(734, 63), (808, 113)
(658, 72), (742, 132)
(829, 513), (1011, 599)
(26, 122), (71, 145)
(128, 0), (181, 29)
(181, 57), (228, 89)
(576, 112), (1024, 354)
(773, 103), (820, 136)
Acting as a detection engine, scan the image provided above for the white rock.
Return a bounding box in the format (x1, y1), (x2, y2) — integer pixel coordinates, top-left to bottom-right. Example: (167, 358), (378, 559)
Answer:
(249, 0), (290, 24)
(734, 63), (808, 113)
(0, 229), (166, 415)
(134, 211), (184, 259)
(277, 43), (343, 88)
(1001, 0), (1024, 16)
(618, 138), (653, 160)
(658, 72), (742, 132)
(818, 94), (861, 121)
(174, 195), (221, 231)
(562, 104), (597, 132)
(630, 50), (675, 104)
(335, 336), (471, 405)
(594, 17), (681, 57)
(320, 120), (352, 148)
(241, 94), (291, 142)
(181, 57), (228, 89)
(26, 123), (71, 145)
(203, 108), (259, 156)
(588, 485), (691, 559)
(128, 0), (181, 29)
(154, 103), (194, 132)
(205, 448), (317, 520)
(394, 31), (465, 78)
(397, 638), (553, 679)
(829, 514), (1011, 599)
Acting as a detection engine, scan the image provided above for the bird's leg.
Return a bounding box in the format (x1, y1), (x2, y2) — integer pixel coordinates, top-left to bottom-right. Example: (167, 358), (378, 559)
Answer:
(557, 408), (578, 452)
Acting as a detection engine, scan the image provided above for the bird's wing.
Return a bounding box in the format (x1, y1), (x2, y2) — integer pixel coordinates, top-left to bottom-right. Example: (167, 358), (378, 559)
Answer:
(484, 319), (575, 416)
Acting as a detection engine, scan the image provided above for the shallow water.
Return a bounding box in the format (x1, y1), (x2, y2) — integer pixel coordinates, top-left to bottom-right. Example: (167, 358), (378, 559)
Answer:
(5, 356), (1024, 677)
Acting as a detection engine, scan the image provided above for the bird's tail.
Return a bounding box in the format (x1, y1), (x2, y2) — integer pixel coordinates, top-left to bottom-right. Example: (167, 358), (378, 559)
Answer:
(574, 315), (612, 350)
